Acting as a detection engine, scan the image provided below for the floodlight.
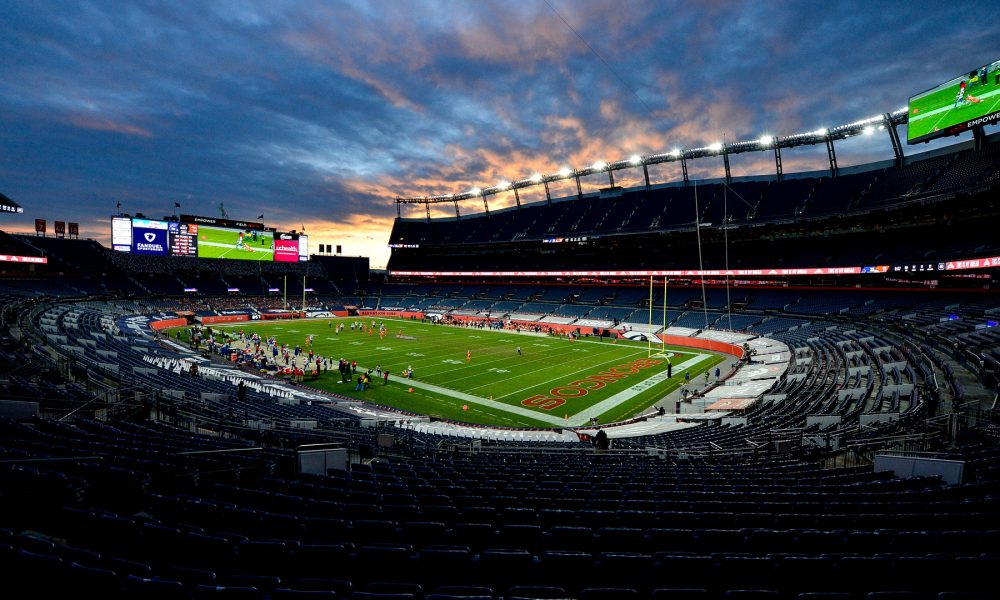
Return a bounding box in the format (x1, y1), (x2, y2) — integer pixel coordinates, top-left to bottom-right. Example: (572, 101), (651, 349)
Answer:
(708, 142), (723, 152)
(814, 128), (828, 136)
(671, 148), (682, 157)
(530, 173), (543, 183)
(591, 161), (606, 171)
(558, 167), (572, 178)
(629, 154), (642, 165)
(863, 126), (875, 136)
(758, 135), (772, 147)
(496, 180), (510, 190)
(469, 187), (481, 196)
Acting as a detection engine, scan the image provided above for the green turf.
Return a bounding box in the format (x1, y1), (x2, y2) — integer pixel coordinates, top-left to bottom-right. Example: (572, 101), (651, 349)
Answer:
(196, 225), (274, 261)
(908, 68), (1000, 142)
(171, 318), (725, 428)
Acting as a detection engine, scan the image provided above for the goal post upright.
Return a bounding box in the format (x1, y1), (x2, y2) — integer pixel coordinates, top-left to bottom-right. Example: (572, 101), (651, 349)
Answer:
(647, 275), (653, 357)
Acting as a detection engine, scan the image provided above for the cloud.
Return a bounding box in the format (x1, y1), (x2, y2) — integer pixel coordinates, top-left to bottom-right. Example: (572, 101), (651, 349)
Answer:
(67, 114), (153, 138)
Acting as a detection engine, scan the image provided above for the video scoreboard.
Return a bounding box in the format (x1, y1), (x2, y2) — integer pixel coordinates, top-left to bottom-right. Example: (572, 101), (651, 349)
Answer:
(111, 214), (308, 262)
(169, 222), (198, 257)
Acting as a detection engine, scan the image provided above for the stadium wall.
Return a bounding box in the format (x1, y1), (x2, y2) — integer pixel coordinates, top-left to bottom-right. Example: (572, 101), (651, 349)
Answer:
(199, 315), (250, 324)
(656, 333), (746, 358)
(149, 318), (187, 330)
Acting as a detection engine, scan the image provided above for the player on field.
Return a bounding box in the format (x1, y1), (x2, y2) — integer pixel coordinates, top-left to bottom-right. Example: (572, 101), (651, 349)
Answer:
(466, 350), (472, 363)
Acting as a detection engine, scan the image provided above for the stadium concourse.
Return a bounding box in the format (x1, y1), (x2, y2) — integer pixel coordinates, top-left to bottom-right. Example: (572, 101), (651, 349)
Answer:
(1, 135), (1000, 598)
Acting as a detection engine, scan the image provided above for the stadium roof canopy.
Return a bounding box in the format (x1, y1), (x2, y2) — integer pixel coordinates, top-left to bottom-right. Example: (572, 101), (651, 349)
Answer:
(0, 191), (24, 215)
(396, 109), (909, 211)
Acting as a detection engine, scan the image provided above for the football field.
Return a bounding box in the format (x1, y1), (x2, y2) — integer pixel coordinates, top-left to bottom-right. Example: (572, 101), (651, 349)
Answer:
(197, 226), (274, 261)
(195, 318), (725, 428)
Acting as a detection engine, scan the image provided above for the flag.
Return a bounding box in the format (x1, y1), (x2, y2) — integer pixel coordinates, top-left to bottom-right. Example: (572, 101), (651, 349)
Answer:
(174, 202), (181, 208)
(116, 201), (121, 209)
(257, 213), (264, 220)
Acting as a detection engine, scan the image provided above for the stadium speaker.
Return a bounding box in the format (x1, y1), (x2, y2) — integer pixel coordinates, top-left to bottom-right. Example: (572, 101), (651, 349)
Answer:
(336, 245), (342, 254)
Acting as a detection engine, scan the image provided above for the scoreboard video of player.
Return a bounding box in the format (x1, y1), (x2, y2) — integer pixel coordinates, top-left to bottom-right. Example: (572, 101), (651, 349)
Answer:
(111, 214), (308, 261)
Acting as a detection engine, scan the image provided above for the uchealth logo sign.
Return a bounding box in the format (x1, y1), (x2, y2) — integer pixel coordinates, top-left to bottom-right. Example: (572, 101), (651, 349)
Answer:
(521, 356), (663, 410)
(274, 238), (299, 262)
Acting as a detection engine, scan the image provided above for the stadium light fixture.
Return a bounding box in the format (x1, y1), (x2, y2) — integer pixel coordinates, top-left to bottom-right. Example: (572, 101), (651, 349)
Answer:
(591, 161), (606, 171)
(530, 173), (543, 183)
(758, 135), (772, 147)
(708, 142), (723, 153)
(558, 167), (573, 178)
(496, 180), (510, 190)
(671, 148), (682, 157)
(814, 128), (828, 137)
(863, 126), (875, 136)
(469, 187), (481, 196)
(629, 154), (642, 165)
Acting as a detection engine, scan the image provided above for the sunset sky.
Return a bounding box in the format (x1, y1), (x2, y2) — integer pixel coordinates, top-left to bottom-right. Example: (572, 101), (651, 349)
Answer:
(1, 1), (998, 268)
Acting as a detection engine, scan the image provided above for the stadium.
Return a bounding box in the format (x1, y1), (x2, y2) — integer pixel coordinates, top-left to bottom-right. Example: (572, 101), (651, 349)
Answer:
(2, 4), (1000, 600)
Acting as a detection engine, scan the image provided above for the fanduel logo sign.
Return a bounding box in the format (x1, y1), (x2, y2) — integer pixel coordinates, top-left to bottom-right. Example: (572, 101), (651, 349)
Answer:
(133, 227), (168, 255)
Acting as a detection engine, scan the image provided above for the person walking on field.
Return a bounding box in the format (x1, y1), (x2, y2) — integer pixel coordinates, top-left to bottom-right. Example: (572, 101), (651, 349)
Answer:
(466, 350), (472, 364)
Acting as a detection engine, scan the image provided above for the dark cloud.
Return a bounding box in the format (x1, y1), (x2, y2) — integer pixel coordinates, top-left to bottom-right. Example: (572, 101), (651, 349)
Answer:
(1, 0), (998, 266)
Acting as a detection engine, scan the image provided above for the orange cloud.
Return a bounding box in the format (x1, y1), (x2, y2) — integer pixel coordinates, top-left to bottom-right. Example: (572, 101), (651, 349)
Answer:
(67, 115), (153, 138)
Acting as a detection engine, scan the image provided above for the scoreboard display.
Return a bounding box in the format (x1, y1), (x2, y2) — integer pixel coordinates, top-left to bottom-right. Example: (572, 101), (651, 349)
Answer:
(111, 217), (132, 252)
(111, 214), (308, 261)
(169, 222), (198, 257)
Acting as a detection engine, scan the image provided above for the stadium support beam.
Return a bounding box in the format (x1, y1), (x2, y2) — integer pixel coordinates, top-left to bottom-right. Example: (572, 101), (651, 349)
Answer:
(681, 158), (689, 186)
(513, 187), (521, 208)
(884, 113), (904, 166)
(543, 179), (552, 203)
(425, 201), (431, 222)
(722, 148), (732, 185)
(825, 138), (839, 178)
(607, 168), (615, 188)
(574, 173), (583, 198)
(396, 199), (401, 218)
(454, 200), (461, 219)
(642, 164), (651, 191)
(774, 146), (783, 181)
(972, 125), (987, 151)
(482, 192), (489, 215)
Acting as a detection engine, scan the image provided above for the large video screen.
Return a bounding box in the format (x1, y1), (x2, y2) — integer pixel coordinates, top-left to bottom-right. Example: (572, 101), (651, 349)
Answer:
(110, 215), (307, 262)
(196, 225), (274, 261)
(908, 59), (1000, 144)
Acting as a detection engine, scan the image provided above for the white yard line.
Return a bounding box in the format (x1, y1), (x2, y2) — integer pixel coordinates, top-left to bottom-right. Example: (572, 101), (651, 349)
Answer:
(358, 366), (568, 426)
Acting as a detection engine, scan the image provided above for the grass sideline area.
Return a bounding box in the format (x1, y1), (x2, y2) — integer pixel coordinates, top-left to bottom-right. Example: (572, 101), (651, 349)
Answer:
(196, 225), (274, 261)
(170, 318), (725, 428)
